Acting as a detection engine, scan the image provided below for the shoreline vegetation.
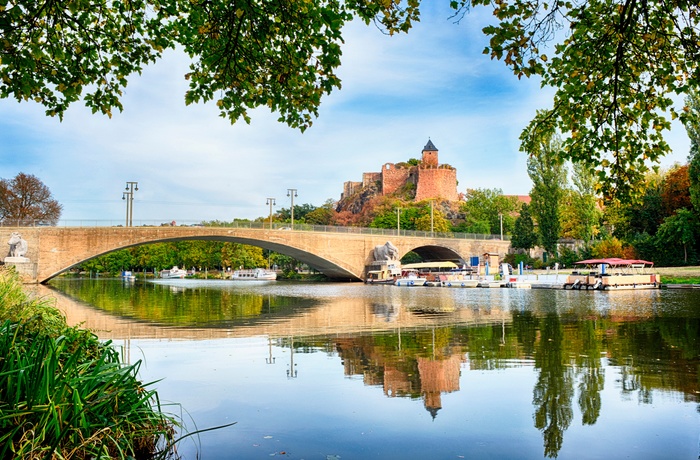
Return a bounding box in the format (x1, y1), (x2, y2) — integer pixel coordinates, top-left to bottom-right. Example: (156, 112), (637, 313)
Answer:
(0, 267), (179, 459)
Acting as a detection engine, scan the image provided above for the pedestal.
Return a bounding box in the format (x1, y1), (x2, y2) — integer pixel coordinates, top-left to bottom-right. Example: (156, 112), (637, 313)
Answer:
(3, 258), (37, 283)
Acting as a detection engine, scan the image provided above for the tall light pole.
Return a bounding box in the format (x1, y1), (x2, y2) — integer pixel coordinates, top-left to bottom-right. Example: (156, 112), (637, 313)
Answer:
(122, 192), (131, 227)
(396, 208), (401, 236)
(287, 188), (297, 230)
(125, 181), (138, 226)
(266, 197), (276, 230)
(499, 212), (503, 240)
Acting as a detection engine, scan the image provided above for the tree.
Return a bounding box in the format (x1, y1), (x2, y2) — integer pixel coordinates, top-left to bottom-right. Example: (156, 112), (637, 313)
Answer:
(460, 188), (519, 236)
(660, 165), (692, 218)
(5, 2), (699, 195)
(683, 89), (700, 213)
(512, 203), (538, 251)
(527, 134), (567, 256)
(655, 209), (698, 264)
(0, 173), (62, 225)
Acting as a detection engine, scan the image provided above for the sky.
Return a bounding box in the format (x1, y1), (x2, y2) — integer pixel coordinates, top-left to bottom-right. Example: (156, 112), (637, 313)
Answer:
(0, 4), (692, 225)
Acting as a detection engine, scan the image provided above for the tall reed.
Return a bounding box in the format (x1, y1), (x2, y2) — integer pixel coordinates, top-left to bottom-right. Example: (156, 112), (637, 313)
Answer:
(0, 267), (178, 459)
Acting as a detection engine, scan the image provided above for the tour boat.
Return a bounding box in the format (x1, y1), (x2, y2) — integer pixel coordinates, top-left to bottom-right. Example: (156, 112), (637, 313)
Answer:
(231, 268), (277, 281)
(394, 269), (427, 287)
(160, 266), (187, 279)
(365, 261), (402, 284)
(564, 258), (660, 290)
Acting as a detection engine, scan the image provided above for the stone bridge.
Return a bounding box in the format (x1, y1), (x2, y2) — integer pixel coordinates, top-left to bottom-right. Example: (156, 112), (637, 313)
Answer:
(2, 226), (510, 283)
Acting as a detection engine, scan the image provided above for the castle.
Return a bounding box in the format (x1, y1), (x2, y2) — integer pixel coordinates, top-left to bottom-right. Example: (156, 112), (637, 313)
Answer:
(341, 140), (458, 202)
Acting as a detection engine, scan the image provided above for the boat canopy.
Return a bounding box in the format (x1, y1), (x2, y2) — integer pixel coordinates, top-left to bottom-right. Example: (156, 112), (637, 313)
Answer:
(574, 258), (654, 267)
(402, 261), (458, 270)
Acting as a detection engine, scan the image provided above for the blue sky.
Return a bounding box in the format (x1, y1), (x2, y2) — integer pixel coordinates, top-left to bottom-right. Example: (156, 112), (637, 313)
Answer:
(0, 4), (691, 224)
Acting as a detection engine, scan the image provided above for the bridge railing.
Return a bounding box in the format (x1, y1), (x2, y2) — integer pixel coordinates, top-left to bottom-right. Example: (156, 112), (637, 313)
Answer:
(1, 219), (510, 241)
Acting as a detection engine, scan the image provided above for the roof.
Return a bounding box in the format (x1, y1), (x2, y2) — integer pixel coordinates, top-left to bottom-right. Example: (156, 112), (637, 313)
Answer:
(423, 139), (438, 151)
(574, 258), (654, 266)
(402, 261), (458, 269)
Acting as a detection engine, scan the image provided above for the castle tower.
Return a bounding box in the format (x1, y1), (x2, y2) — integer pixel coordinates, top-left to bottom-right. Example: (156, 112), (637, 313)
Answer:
(422, 139), (439, 168)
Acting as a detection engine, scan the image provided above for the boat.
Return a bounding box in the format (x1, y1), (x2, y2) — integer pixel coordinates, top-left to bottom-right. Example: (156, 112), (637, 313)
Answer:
(564, 258), (660, 290)
(394, 269), (427, 287)
(441, 278), (479, 288)
(121, 270), (136, 282)
(365, 261), (402, 284)
(231, 268), (277, 281)
(160, 266), (187, 279)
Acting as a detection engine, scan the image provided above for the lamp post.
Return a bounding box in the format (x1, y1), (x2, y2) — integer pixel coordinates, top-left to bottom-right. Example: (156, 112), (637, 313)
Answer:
(266, 197), (276, 230)
(125, 182), (138, 226)
(499, 212), (503, 240)
(122, 192), (131, 227)
(396, 208), (401, 236)
(287, 188), (297, 230)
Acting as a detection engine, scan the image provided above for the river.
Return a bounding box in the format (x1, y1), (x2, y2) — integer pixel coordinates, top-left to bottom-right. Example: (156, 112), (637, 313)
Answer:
(39, 279), (699, 460)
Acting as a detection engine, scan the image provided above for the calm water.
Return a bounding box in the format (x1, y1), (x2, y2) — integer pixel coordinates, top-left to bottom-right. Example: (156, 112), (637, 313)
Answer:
(42, 279), (699, 460)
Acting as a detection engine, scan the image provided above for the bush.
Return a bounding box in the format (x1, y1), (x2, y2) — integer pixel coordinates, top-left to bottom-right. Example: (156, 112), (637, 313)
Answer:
(0, 268), (178, 460)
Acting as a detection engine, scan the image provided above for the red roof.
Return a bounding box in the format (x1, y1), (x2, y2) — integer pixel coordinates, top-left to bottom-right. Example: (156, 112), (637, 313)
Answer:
(575, 258), (654, 266)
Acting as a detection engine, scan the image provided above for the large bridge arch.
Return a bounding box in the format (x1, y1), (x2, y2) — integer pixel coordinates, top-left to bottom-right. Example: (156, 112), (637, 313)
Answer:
(3, 226), (511, 284)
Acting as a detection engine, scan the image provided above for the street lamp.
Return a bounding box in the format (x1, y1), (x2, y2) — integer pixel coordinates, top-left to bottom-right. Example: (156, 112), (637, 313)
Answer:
(125, 181), (138, 226)
(287, 188), (298, 230)
(266, 197), (276, 230)
(396, 208), (401, 236)
(499, 212), (503, 240)
(122, 192), (131, 227)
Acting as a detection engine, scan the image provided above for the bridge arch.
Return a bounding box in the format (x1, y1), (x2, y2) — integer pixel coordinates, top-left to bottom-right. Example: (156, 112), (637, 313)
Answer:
(401, 245), (467, 264)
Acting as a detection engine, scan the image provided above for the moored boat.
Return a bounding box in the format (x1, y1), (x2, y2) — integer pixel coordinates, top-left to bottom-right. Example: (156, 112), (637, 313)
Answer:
(394, 269), (427, 287)
(160, 266), (187, 279)
(564, 258), (660, 290)
(231, 268), (277, 281)
(365, 261), (402, 284)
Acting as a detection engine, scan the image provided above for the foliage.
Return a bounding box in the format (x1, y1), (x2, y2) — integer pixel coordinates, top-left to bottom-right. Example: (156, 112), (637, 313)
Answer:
(560, 162), (601, 242)
(460, 188), (519, 236)
(512, 203), (538, 250)
(527, 133), (567, 255)
(590, 237), (626, 259)
(684, 89), (700, 213)
(660, 165), (692, 217)
(0, 268), (176, 459)
(488, 0), (700, 200)
(655, 209), (698, 264)
(0, 173), (62, 225)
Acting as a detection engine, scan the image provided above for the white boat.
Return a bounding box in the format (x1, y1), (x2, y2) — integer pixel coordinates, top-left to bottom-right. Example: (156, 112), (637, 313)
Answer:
(441, 279), (479, 288)
(365, 261), (402, 284)
(394, 269), (427, 287)
(231, 268), (277, 281)
(160, 266), (187, 279)
(121, 270), (136, 282)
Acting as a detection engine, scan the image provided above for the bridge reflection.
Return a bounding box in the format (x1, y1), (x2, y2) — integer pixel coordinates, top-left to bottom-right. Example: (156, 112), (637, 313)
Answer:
(35, 283), (513, 340)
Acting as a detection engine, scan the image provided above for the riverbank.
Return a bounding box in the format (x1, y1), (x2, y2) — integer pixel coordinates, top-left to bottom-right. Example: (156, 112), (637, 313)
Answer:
(0, 267), (178, 459)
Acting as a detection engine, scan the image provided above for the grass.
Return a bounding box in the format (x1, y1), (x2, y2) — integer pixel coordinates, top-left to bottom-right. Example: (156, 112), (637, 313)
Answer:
(0, 267), (178, 459)
(658, 275), (700, 285)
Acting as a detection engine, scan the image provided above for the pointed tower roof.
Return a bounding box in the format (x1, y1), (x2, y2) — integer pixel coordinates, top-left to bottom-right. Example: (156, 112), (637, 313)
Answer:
(423, 139), (438, 151)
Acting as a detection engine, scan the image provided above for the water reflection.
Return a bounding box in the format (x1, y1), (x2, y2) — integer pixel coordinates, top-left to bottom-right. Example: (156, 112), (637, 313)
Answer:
(41, 280), (700, 459)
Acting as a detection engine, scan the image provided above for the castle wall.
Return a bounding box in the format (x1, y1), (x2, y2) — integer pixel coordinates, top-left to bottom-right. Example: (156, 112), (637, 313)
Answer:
(362, 172), (381, 188)
(342, 181), (362, 200)
(415, 168), (458, 202)
(381, 164), (411, 196)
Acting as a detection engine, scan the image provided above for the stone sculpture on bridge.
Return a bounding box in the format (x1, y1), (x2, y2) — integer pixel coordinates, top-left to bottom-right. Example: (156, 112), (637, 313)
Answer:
(373, 241), (399, 261)
(5, 232), (30, 263)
